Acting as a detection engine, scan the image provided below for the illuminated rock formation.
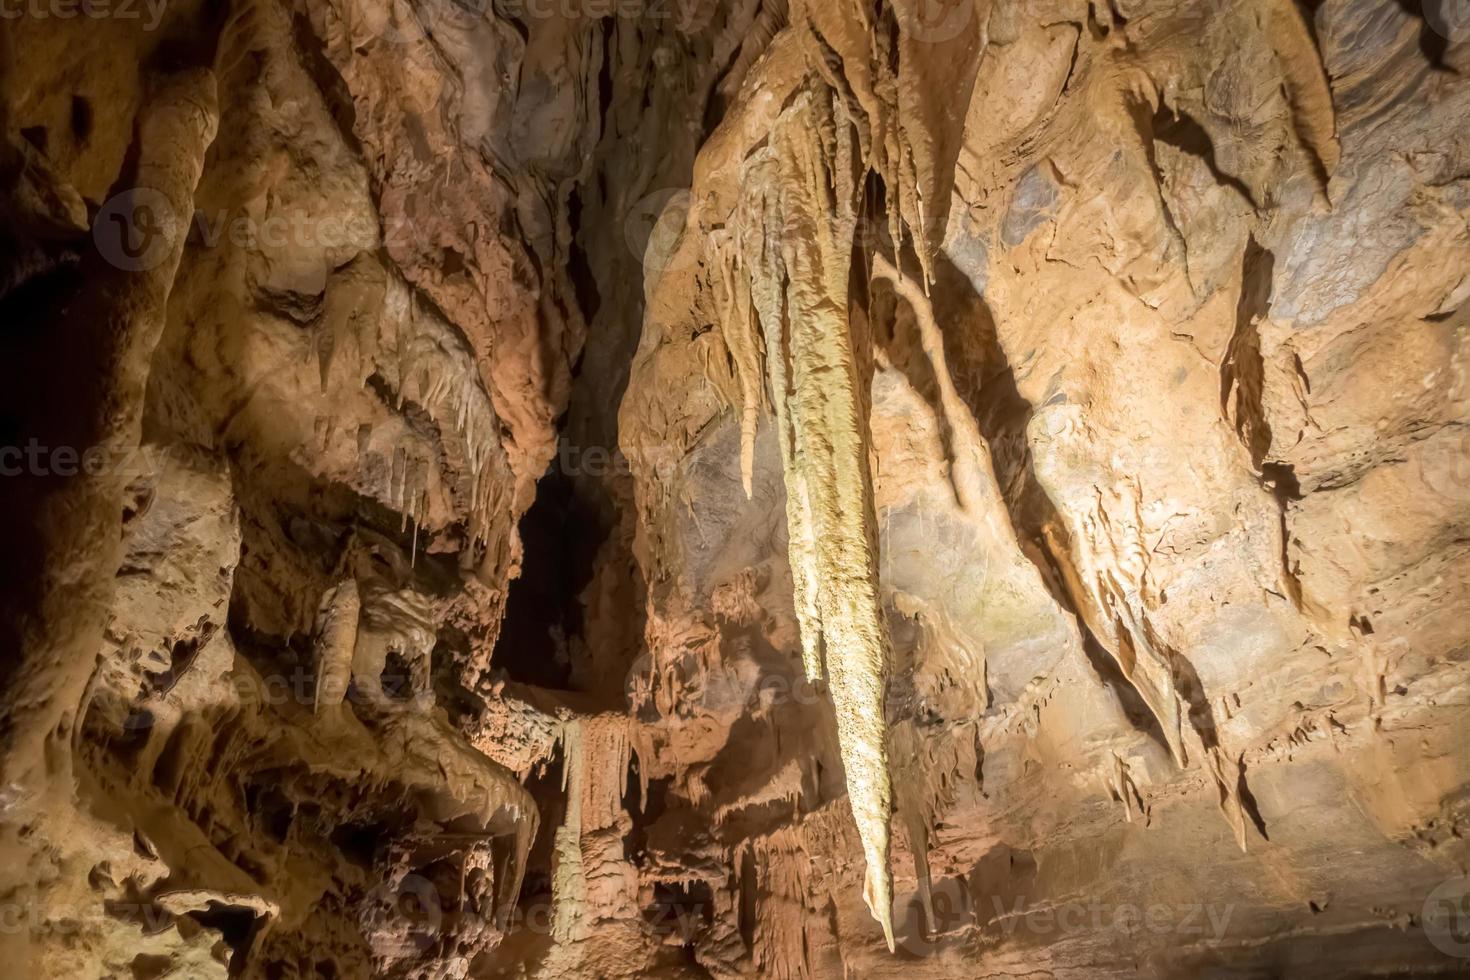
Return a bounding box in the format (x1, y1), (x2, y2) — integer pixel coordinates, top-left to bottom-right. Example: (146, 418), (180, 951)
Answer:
(1, 1), (1468, 977)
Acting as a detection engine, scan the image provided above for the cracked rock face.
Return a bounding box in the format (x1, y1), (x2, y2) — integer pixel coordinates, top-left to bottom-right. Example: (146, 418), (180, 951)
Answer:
(1, 0), (1468, 977)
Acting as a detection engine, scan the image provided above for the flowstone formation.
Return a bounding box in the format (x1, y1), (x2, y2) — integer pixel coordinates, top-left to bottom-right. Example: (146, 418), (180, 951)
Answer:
(2, 0), (1470, 977)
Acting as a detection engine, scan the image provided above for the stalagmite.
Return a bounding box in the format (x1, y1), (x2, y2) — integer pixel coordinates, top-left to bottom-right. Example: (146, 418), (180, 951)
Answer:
(314, 579), (361, 712)
(552, 719), (589, 944)
(1111, 752), (1140, 824)
(552, 714), (637, 944)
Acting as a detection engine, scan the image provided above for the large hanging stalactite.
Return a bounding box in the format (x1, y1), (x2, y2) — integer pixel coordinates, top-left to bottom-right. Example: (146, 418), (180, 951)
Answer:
(736, 82), (897, 949)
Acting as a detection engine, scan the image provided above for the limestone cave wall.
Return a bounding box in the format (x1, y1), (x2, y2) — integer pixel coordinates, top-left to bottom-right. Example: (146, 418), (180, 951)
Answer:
(1, 0), (1468, 977)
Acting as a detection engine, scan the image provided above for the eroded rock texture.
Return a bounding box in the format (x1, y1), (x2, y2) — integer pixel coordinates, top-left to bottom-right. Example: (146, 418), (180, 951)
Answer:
(1, 0), (1468, 977)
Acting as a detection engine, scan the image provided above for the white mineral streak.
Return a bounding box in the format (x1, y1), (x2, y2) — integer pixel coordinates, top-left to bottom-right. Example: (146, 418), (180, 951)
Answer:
(711, 234), (766, 499)
(739, 156), (827, 687)
(1193, 728), (1253, 854)
(738, 83), (896, 949)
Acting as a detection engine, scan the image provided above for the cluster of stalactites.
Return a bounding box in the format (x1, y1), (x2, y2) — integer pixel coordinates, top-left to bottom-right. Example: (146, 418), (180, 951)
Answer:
(722, 81), (897, 950)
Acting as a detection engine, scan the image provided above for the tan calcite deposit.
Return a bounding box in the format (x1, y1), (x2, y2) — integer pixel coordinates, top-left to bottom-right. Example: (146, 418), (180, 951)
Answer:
(1, 0), (1468, 977)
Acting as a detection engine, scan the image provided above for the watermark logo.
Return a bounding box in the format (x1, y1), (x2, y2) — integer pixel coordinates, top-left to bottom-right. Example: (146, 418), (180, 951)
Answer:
(989, 895), (1235, 943)
(0, 897), (177, 937)
(624, 647), (825, 726)
(363, 873), (443, 957)
(1424, 0), (1470, 42)
(1424, 877), (1470, 958)
(372, 0), (713, 46)
(91, 190), (412, 271)
(642, 895), (707, 943)
(0, 0), (168, 31)
(374, 0), (490, 45)
(625, 188), (696, 280)
(1422, 427), (1470, 504)
(895, 877), (972, 955)
(894, 0), (975, 44)
(120, 663), (430, 730)
(512, 894), (555, 935)
(94, 187), (177, 273)
(893, 888), (1238, 954)
(0, 440), (162, 479)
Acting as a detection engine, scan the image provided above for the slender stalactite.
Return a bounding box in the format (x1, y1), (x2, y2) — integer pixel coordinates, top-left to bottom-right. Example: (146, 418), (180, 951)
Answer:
(739, 157), (828, 686)
(712, 236), (766, 500)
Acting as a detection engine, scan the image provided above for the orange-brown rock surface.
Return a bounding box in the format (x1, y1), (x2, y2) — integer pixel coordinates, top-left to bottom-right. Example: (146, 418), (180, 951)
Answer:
(1, 0), (1468, 977)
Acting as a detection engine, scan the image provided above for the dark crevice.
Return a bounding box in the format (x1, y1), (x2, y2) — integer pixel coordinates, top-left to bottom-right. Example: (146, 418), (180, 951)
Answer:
(20, 125), (47, 154)
(187, 901), (261, 976)
(1237, 764), (1271, 841)
(565, 188), (601, 327)
(490, 454), (598, 689)
(71, 96), (94, 146)
(647, 880), (712, 948)
(623, 774), (670, 864)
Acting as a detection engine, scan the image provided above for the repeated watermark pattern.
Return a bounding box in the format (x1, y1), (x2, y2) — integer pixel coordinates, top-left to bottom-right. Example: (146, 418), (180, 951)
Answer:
(371, 0), (714, 45)
(623, 188), (696, 280)
(1424, 877), (1470, 958)
(14, 876), (1470, 961)
(1422, 428), (1470, 505)
(0, 440), (162, 479)
(894, 0), (976, 44)
(93, 189), (417, 273)
(1, 876), (706, 951)
(1425, 0), (1470, 41)
(122, 664), (431, 728)
(0, 0), (1461, 51)
(0, 898), (175, 937)
(624, 644), (826, 726)
(0, 0), (167, 30)
(894, 876), (1239, 956)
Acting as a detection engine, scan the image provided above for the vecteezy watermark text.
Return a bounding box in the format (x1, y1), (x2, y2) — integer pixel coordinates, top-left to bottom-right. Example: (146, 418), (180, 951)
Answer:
(0, 0), (166, 30)
(93, 189), (419, 272)
(0, 440), (160, 479)
(895, 878), (1237, 956)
